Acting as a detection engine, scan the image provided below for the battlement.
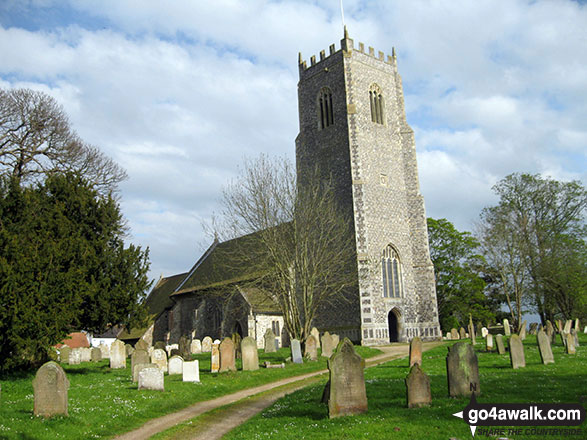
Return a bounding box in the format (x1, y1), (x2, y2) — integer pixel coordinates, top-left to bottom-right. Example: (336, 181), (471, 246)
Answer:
(298, 27), (396, 76)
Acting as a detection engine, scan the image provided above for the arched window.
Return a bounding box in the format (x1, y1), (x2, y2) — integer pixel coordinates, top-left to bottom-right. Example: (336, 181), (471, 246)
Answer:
(369, 84), (384, 124)
(318, 87), (334, 129)
(382, 245), (403, 298)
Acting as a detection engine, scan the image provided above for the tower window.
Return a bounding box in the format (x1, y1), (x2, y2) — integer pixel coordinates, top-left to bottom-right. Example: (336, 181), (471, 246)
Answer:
(318, 87), (334, 129)
(369, 85), (384, 124)
(382, 245), (403, 298)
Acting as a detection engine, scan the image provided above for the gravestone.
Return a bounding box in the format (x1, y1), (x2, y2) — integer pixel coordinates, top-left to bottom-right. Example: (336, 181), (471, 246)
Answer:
(584, 326), (587, 334)
(446, 342), (480, 397)
(446, 332), (451, 340)
(69, 348), (81, 365)
(191, 339), (202, 354)
(563, 320), (572, 334)
(135, 339), (149, 351)
(409, 337), (422, 367)
(468, 315), (476, 343)
(495, 334), (506, 354)
(98, 343), (110, 359)
(503, 319), (511, 336)
(331, 334), (340, 348)
(321, 332), (334, 358)
(566, 333), (576, 354)
(450, 328), (459, 340)
(133, 363), (156, 383)
(211, 342), (220, 373)
(166, 344), (179, 356)
(326, 338), (367, 418)
(529, 323), (538, 335)
(574, 318), (580, 332)
(241, 336), (259, 371)
(59, 346), (71, 364)
(219, 337), (236, 372)
(90, 347), (102, 362)
(546, 320), (555, 342)
(509, 334), (525, 369)
(80, 347), (91, 362)
(304, 335), (318, 361)
(178, 336), (191, 359)
(291, 339), (303, 364)
(264, 329), (277, 353)
(537, 329), (554, 365)
(310, 327), (321, 349)
(183, 360), (200, 382)
(125, 344), (134, 357)
(110, 340), (126, 369)
(202, 336), (213, 352)
(131, 349), (150, 380)
(459, 327), (467, 340)
(556, 320), (563, 333)
(138, 366), (164, 391)
(405, 364), (431, 408)
(151, 348), (168, 373)
(485, 334), (494, 352)
(168, 356), (184, 375)
(571, 329), (579, 347)
(518, 321), (527, 340)
(481, 327), (488, 338)
(33, 361), (69, 417)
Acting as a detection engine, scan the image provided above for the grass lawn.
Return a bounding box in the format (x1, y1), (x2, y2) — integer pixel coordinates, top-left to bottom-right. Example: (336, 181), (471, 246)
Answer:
(225, 333), (587, 440)
(0, 345), (381, 439)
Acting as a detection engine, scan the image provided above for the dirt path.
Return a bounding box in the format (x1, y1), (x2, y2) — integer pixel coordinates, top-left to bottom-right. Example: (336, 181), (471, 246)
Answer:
(114, 342), (444, 440)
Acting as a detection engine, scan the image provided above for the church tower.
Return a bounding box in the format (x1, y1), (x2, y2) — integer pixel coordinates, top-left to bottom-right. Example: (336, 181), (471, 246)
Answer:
(296, 29), (440, 345)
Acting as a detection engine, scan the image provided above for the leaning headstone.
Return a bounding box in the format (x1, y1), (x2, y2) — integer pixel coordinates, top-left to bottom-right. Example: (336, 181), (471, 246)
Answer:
(481, 327), (489, 338)
(321, 332), (334, 358)
(291, 339), (303, 364)
(560, 332), (568, 347)
(151, 348), (168, 373)
(304, 335), (318, 361)
(33, 362), (69, 417)
(574, 318), (580, 332)
(90, 347), (102, 362)
(168, 356), (184, 375)
(219, 337), (236, 372)
(138, 366), (164, 391)
(211, 342), (220, 373)
(546, 320), (555, 342)
(133, 363), (156, 383)
(59, 346), (71, 364)
(563, 320), (573, 334)
(326, 338), (367, 418)
(125, 344), (135, 357)
(509, 334), (525, 369)
(135, 339), (149, 351)
(405, 364), (431, 408)
(409, 337), (422, 367)
(446, 342), (480, 397)
(241, 336), (259, 371)
(566, 333), (576, 354)
(331, 334), (340, 348)
(264, 329), (277, 353)
(571, 329), (579, 347)
(537, 329), (554, 365)
(503, 319), (511, 336)
(518, 320), (527, 341)
(110, 340), (126, 369)
(556, 319), (563, 333)
(529, 323), (538, 335)
(131, 349), (150, 380)
(311, 327), (321, 349)
(191, 339), (202, 354)
(495, 334), (506, 354)
(183, 360), (200, 382)
(485, 334), (494, 352)
(202, 336), (213, 353)
(459, 327), (467, 340)
(450, 328), (459, 340)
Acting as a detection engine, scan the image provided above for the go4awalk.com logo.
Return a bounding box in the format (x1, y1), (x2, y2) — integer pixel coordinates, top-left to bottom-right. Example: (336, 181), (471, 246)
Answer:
(453, 394), (585, 437)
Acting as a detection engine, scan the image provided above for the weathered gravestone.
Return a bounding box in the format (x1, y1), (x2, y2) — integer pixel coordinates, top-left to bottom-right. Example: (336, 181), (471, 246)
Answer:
(503, 319), (511, 336)
(211, 342), (220, 373)
(178, 335), (191, 359)
(80, 347), (91, 363)
(33, 361), (69, 417)
(546, 320), (555, 342)
(331, 334), (340, 348)
(135, 339), (149, 351)
(574, 318), (580, 332)
(241, 337), (259, 371)
(529, 323), (538, 335)
(481, 327), (489, 338)
(446, 332), (451, 340)
(459, 327), (467, 340)
(468, 316), (476, 344)
(537, 329), (554, 365)
(326, 338), (367, 418)
(131, 349), (150, 381)
(202, 336), (213, 353)
(138, 366), (164, 391)
(321, 332), (334, 358)
(151, 348), (168, 373)
(90, 347), (102, 362)
(518, 320), (527, 341)
(405, 364), (431, 408)
(311, 327), (321, 349)
(98, 343), (110, 359)
(264, 329), (277, 353)
(446, 342), (480, 397)
(125, 344), (134, 357)
(291, 339), (303, 364)
(59, 346), (71, 364)
(219, 337), (236, 372)
(69, 348), (81, 365)
(168, 356), (184, 375)
(566, 333), (576, 354)
(485, 334), (494, 352)
(560, 332), (568, 347)
(563, 320), (573, 334)
(450, 328), (459, 340)
(495, 334), (506, 354)
(110, 340), (126, 369)
(183, 360), (200, 382)
(409, 337), (422, 367)
(304, 335), (318, 361)
(509, 334), (525, 369)
(571, 329), (579, 347)
(133, 363), (156, 383)
(191, 339), (202, 354)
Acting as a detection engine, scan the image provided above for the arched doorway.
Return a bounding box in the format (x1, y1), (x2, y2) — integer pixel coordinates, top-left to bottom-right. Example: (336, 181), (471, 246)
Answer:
(388, 309), (400, 342)
(233, 321), (244, 338)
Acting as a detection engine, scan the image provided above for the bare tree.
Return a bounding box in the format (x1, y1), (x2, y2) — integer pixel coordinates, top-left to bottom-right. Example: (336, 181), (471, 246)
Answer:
(0, 88), (126, 194)
(214, 154), (357, 342)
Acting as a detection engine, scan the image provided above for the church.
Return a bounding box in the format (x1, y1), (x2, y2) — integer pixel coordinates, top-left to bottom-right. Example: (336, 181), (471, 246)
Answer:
(121, 30), (441, 348)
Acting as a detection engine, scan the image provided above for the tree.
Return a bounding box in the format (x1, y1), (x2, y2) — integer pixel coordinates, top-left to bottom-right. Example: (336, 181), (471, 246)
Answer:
(478, 173), (586, 326)
(0, 88), (126, 195)
(213, 155), (357, 342)
(0, 173), (150, 371)
(427, 218), (494, 331)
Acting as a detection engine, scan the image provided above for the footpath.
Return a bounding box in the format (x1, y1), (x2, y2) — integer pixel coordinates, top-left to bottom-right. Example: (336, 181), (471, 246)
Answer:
(114, 341), (444, 440)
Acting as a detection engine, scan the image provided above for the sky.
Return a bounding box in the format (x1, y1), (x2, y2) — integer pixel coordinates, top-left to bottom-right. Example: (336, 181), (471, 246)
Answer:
(1, 0), (586, 285)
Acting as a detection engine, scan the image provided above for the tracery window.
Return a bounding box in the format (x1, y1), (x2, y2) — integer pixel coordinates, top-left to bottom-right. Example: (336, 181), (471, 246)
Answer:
(369, 84), (384, 124)
(382, 245), (403, 298)
(318, 87), (334, 129)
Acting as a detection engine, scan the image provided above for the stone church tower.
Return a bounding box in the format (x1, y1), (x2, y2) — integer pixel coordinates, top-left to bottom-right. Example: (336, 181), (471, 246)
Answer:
(296, 29), (440, 345)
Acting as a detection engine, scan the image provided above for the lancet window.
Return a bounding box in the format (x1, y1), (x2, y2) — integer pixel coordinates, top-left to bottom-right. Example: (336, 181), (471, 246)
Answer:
(318, 87), (334, 129)
(369, 84), (384, 124)
(382, 245), (403, 298)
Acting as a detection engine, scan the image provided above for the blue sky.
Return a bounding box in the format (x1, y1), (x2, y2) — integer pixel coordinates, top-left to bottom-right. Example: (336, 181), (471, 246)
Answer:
(1, 0), (586, 284)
